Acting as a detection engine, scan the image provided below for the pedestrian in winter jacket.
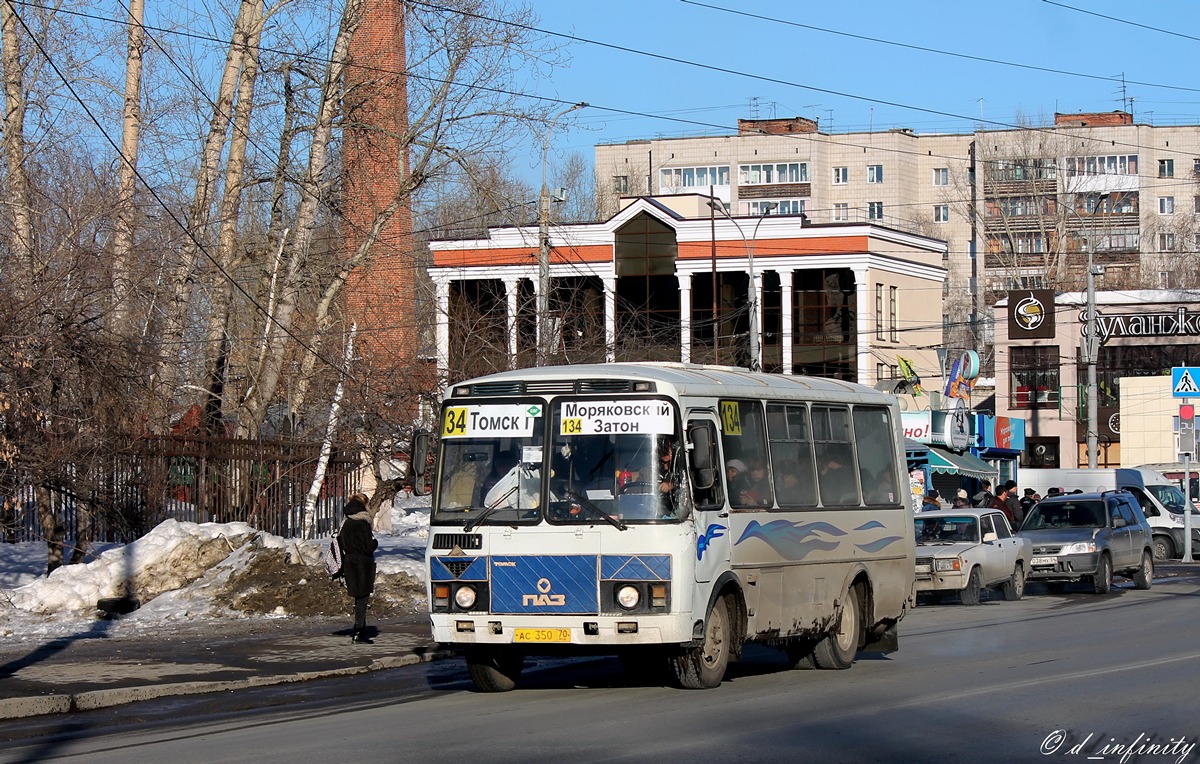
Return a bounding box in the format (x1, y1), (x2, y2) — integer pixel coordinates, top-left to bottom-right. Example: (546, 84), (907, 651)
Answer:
(973, 479), (996, 509)
(338, 493), (379, 644)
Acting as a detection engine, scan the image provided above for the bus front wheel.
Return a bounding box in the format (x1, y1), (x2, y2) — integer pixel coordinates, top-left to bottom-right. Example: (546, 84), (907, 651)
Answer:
(465, 648), (524, 692)
(812, 585), (862, 670)
(670, 596), (730, 689)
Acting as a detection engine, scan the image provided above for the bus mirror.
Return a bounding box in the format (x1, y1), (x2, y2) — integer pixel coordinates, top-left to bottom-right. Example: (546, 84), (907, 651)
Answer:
(688, 423), (716, 490)
(410, 431), (430, 496)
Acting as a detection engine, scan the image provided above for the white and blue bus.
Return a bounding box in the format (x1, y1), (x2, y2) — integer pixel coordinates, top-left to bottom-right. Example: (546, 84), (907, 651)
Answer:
(413, 363), (915, 691)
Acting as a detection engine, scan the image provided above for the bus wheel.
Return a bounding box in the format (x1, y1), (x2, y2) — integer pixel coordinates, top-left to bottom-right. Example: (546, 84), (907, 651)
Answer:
(671, 596), (730, 689)
(465, 648), (524, 692)
(813, 585), (861, 670)
(784, 640), (816, 670)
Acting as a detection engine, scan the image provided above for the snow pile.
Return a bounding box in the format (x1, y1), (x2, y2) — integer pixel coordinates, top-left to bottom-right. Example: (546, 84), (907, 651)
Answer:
(0, 506), (432, 643)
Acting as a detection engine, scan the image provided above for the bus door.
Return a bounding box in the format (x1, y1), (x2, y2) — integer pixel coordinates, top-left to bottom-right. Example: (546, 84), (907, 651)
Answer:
(688, 413), (729, 584)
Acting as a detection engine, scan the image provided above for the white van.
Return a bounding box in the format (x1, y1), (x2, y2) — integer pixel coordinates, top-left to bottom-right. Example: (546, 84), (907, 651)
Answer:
(1138, 463), (1200, 502)
(1018, 467), (1200, 561)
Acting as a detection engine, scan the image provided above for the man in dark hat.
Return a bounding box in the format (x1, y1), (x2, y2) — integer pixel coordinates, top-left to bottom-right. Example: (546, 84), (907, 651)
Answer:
(921, 489), (941, 512)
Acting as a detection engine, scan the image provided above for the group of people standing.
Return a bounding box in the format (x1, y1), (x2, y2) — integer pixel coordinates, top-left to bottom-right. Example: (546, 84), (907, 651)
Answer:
(921, 478), (1040, 529)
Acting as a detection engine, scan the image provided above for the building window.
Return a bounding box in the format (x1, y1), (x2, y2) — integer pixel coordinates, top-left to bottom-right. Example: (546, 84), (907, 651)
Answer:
(1194, 158), (1200, 174)
(934, 204), (950, 223)
(1159, 232), (1177, 251)
(741, 199), (806, 216)
(1159, 159), (1175, 178)
(833, 167), (848, 185)
(1194, 196), (1200, 214)
(867, 165), (883, 183)
(868, 202), (883, 220)
(1065, 155), (1137, 177)
(739, 162), (809, 185)
(660, 165), (730, 191)
(1023, 437), (1059, 468)
(1159, 196), (1175, 215)
(833, 203), (848, 221)
(613, 175), (629, 194)
(933, 168), (948, 186)
(1160, 271), (1173, 289)
(875, 285), (886, 341)
(889, 286), (898, 342)
(1011, 346), (1059, 409)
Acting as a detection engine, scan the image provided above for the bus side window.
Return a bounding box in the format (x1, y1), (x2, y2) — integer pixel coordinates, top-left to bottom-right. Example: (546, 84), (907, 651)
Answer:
(853, 405), (901, 505)
(813, 405), (859, 506)
(767, 403), (817, 507)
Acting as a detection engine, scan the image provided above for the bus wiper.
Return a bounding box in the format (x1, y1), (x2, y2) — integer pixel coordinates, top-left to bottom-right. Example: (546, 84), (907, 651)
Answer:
(564, 489), (627, 531)
(462, 486), (518, 533)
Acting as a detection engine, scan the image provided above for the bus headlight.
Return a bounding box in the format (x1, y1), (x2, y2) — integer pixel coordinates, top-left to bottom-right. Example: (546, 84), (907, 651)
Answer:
(454, 585), (478, 609)
(616, 585), (641, 610)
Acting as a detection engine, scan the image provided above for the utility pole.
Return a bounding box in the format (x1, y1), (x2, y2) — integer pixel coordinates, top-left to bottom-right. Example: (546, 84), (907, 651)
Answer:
(1081, 194), (1108, 469)
(537, 102), (587, 367)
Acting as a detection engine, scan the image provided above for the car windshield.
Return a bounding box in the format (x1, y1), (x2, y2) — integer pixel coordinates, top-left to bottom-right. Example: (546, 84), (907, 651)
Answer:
(433, 401), (547, 526)
(1146, 484), (1200, 514)
(545, 398), (688, 524)
(915, 516), (979, 544)
(1021, 500), (1104, 530)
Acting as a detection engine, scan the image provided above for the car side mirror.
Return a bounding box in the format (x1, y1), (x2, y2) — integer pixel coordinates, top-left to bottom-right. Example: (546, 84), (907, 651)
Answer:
(687, 422), (716, 490)
(1112, 516), (1126, 528)
(410, 431), (431, 496)
(982, 532), (998, 543)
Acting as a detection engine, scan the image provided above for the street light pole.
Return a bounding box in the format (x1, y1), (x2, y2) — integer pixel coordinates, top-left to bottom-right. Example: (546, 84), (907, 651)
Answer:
(537, 102), (587, 367)
(1079, 193), (1107, 469)
(707, 201), (776, 370)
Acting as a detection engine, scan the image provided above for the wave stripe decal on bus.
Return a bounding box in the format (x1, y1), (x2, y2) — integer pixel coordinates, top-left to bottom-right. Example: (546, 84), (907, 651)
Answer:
(855, 537), (904, 553)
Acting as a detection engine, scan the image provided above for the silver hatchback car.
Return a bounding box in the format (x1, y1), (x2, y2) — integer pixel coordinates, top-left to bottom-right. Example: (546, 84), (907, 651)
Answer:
(1017, 490), (1154, 594)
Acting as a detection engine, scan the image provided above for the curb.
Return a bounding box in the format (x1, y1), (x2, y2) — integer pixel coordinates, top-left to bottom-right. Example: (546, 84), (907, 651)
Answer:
(0, 648), (456, 721)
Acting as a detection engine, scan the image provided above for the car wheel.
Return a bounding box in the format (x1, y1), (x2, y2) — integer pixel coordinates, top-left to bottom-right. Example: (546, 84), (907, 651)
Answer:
(1002, 562), (1025, 601)
(465, 648), (524, 692)
(813, 585), (862, 670)
(1152, 535), (1175, 562)
(1092, 553), (1113, 595)
(1133, 550), (1153, 590)
(959, 567), (982, 606)
(670, 595), (730, 689)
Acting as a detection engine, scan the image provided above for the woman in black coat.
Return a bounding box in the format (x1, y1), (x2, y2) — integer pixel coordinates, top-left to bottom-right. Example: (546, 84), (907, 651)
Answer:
(337, 493), (378, 644)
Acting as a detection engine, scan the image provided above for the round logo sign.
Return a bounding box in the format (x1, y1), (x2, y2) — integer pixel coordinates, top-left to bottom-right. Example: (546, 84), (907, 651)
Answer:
(1014, 295), (1046, 332)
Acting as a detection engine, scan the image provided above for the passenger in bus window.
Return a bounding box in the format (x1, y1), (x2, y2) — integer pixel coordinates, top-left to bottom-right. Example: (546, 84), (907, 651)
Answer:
(726, 460), (750, 506)
(741, 460), (772, 506)
(818, 455), (856, 505)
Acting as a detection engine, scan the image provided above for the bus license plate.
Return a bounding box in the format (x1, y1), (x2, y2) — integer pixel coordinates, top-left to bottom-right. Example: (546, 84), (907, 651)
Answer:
(514, 628), (571, 643)
(1031, 556), (1057, 566)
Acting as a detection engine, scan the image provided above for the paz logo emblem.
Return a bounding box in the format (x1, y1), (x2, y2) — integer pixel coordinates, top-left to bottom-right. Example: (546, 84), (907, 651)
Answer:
(1013, 294), (1046, 331)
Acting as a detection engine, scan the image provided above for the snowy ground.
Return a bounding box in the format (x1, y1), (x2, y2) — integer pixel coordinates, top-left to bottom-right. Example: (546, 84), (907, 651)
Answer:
(0, 501), (431, 645)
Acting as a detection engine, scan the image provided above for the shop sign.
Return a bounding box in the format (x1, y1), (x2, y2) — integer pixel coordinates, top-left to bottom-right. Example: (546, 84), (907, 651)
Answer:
(1008, 290), (1056, 339)
(1079, 307), (1200, 347)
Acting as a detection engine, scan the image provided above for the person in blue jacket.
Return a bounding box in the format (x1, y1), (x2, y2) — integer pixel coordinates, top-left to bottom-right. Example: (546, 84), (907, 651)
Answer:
(337, 493), (378, 644)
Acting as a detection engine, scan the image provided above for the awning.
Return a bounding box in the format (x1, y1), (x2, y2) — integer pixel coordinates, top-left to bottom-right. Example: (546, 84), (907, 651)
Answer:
(927, 446), (998, 480)
(904, 438), (928, 455)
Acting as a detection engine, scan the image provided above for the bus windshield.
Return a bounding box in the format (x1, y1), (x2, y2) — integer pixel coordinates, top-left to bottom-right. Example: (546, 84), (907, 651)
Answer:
(546, 398), (689, 524)
(433, 401), (547, 526)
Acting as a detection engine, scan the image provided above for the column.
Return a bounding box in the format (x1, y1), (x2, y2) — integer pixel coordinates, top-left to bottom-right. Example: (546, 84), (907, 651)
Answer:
(529, 277), (542, 362)
(854, 268), (869, 383)
(503, 277), (519, 369)
(779, 269), (794, 375)
(678, 274), (692, 363)
(751, 269), (764, 371)
(434, 277), (451, 380)
(603, 274), (617, 363)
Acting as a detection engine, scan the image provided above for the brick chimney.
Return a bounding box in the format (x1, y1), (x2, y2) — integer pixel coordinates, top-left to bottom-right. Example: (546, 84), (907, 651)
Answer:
(343, 0), (416, 380)
(1054, 111), (1133, 127)
(738, 117), (819, 135)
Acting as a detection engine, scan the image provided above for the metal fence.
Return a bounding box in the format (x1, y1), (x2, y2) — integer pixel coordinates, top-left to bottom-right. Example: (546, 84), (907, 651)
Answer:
(1, 435), (361, 545)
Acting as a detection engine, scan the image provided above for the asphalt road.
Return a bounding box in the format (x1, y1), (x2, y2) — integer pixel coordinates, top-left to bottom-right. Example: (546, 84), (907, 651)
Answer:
(5, 573), (1200, 764)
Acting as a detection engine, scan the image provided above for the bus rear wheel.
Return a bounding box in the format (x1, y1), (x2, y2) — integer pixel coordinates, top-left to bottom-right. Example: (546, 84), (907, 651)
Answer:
(465, 648), (524, 692)
(670, 596), (730, 689)
(813, 585), (862, 670)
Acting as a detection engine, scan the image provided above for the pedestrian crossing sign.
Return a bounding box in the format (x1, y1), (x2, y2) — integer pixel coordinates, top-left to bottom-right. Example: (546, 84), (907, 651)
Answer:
(1172, 367), (1200, 398)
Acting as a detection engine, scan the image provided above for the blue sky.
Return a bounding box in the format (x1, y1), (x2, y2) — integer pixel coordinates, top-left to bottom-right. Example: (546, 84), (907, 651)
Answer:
(521, 0), (1200, 181)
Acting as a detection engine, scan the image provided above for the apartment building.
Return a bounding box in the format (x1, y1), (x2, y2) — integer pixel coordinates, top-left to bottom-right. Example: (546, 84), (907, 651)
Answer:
(595, 112), (1200, 368)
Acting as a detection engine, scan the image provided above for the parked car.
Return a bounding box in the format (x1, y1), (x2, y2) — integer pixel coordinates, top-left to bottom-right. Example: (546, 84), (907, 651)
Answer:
(1017, 490), (1154, 594)
(914, 509), (1031, 605)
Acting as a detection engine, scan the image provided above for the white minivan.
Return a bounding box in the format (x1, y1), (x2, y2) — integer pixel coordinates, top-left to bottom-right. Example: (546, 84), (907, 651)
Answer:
(1018, 467), (1200, 561)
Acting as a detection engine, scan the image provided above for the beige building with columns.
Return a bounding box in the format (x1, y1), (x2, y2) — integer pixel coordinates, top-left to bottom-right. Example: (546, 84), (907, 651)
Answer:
(426, 194), (947, 388)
